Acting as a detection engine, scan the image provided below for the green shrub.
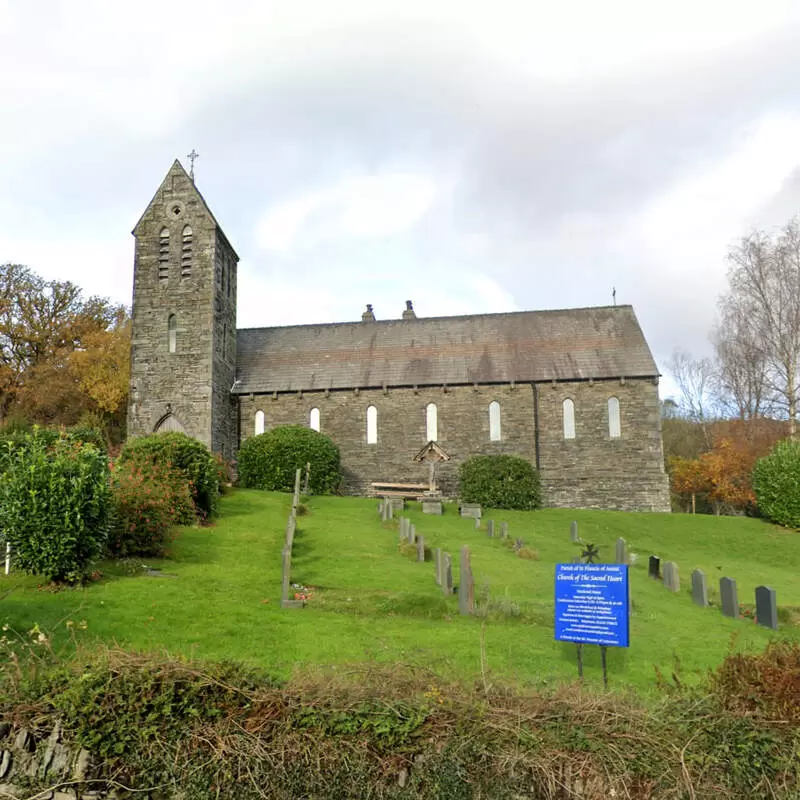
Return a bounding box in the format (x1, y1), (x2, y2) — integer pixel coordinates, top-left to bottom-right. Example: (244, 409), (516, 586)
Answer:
(753, 439), (800, 527)
(0, 435), (110, 582)
(118, 433), (219, 519)
(109, 460), (195, 557)
(237, 425), (340, 494)
(458, 454), (541, 510)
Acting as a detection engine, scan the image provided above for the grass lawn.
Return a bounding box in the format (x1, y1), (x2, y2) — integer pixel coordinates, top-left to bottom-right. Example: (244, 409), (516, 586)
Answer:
(2, 490), (798, 692)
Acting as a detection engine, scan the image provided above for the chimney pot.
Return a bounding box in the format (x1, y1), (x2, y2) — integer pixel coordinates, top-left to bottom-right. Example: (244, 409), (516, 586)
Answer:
(402, 300), (417, 320)
(362, 304), (376, 322)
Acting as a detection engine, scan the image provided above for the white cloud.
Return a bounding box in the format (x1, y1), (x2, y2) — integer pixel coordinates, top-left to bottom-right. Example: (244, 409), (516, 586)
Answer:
(255, 173), (438, 251)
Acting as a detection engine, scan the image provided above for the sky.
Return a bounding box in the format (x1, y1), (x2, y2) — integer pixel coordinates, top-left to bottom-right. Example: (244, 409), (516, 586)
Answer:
(2, 0), (800, 401)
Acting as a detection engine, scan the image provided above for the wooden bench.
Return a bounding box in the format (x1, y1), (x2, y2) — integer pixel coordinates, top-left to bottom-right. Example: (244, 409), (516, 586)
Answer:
(370, 481), (428, 499)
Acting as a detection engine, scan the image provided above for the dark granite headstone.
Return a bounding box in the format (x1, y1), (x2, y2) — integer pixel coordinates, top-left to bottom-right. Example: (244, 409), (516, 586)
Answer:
(720, 577), (739, 618)
(755, 585), (778, 630)
(487, 520), (495, 538)
(691, 569), (708, 607)
(648, 555), (660, 580)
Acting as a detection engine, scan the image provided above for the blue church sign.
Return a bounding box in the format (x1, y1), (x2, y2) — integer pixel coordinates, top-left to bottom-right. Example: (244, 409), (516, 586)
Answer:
(554, 563), (630, 648)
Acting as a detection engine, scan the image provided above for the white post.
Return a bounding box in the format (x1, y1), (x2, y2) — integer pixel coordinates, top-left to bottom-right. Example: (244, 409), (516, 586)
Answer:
(4, 542), (9, 576)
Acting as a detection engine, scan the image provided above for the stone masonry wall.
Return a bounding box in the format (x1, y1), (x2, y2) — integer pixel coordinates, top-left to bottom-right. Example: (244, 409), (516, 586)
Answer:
(238, 385), (537, 497)
(237, 378), (671, 512)
(536, 379), (670, 512)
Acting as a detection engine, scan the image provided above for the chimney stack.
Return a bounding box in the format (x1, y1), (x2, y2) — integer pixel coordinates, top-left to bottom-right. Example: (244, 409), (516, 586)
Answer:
(361, 304), (376, 322)
(402, 300), (416, 320)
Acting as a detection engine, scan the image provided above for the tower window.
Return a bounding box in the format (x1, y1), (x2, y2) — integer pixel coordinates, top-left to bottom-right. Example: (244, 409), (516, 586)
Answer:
(255, 410), (265, 435)
(608, 396), (621, 439)
(489, 401), (501, 441)
(366, 405), (378, 444)
(563, 398), (576, 440)
(310, 407), (320, 432)
(168, 314), (177, 353)
(181, 225), (192, 279)
(158, 227), (169, 281)
(426, 402), (438, 442)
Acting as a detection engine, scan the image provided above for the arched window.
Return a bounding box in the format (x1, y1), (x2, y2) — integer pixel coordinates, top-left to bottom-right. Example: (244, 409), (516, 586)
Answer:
(310, 407), (320, 432)
(489, 401), (501, 441)
(181, 225), (192, 278)
(158, 227), (169, 281)
(426, 402), (438, 442)
(254, 410), (265, 435)
(366, 405), (378, 444)
(562, 398), (576, 440)
(608, 396), (621, 439)
(167, 314), (177, 353)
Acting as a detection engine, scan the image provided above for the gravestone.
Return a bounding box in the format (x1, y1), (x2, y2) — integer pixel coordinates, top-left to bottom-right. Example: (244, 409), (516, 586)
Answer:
(442, 553), (453, 595)
(615, 537), (626, 564)
(409, 523), (416, 544)
(399, 517), (409, 539)
(389, 497), (405, 512)
(570, 521), (579, 543)
(474, 517), (481, 530)
(377, 499), (385, 518)
(691, 569), (708, 607)
(385, 499), (394, 521)
(460, 503), (481, 519)
(422, 499), (443, 515)
(458, 546), (474, 615)
(434, 548), (442, 585)
(662, 561), (679, 592)
(514, 537), (524, 552)
(648, 556), (660, 580)
(487, 520), (495, 538)
(500, 521), (508, 539)
(417, 534), (426, 562)
(720, 577), (739, 618)
(755, 585), (778, 630)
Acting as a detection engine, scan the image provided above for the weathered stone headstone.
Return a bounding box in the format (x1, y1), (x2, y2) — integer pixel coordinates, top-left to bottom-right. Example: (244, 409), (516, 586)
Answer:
(434, 548), (442, 585)
(755, 585), (778, 630)
(648, 555), (660, 580)
(442, 553), (453, 595)
(385, 499), (394, 521)
(720, 577), (739, 618)
(615, 537), (626, 564)
(487, 520), (495, 538)
(389, 497), (405, 512)
(458, 546), (474, 615)
(460, 503), (481, 519)
(417, 535), (426, 562)
(422, 499), (443, 515)
(474, 517), (481, 530)
(662, 561), (679, 592)
(570, 521), (579, 543)
(691, 569), (708, 607)
(409, 523), (416, 544)
(398, 517), (408, 539)
(514, 537), (524, 552)
(500, 521), (508, 539)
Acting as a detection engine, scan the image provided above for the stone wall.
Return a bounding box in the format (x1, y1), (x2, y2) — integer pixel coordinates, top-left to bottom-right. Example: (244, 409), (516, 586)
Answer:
(237, 378), (670, 512)
(536, 378), (670, 512)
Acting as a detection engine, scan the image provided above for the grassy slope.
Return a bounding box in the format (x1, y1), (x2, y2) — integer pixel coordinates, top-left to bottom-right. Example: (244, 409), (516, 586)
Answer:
(2, 490), (798, 692)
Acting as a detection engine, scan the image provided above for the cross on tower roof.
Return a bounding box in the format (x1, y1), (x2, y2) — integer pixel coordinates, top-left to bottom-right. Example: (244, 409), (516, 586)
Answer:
(187, 149), (199, 181)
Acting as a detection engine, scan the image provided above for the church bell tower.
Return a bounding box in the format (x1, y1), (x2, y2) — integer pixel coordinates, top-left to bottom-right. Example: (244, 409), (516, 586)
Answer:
(128, 159), (238, 457)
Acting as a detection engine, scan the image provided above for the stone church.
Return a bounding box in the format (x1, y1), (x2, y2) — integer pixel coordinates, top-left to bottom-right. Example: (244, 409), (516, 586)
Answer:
(128, 160), (671, 512)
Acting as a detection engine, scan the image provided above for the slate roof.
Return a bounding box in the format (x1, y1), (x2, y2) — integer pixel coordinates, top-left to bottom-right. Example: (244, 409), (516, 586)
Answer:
(233, 305), (659, 395)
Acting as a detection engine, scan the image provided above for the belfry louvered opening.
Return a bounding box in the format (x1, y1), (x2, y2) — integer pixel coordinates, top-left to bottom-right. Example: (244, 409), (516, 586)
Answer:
(181, 225), (193, 278)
